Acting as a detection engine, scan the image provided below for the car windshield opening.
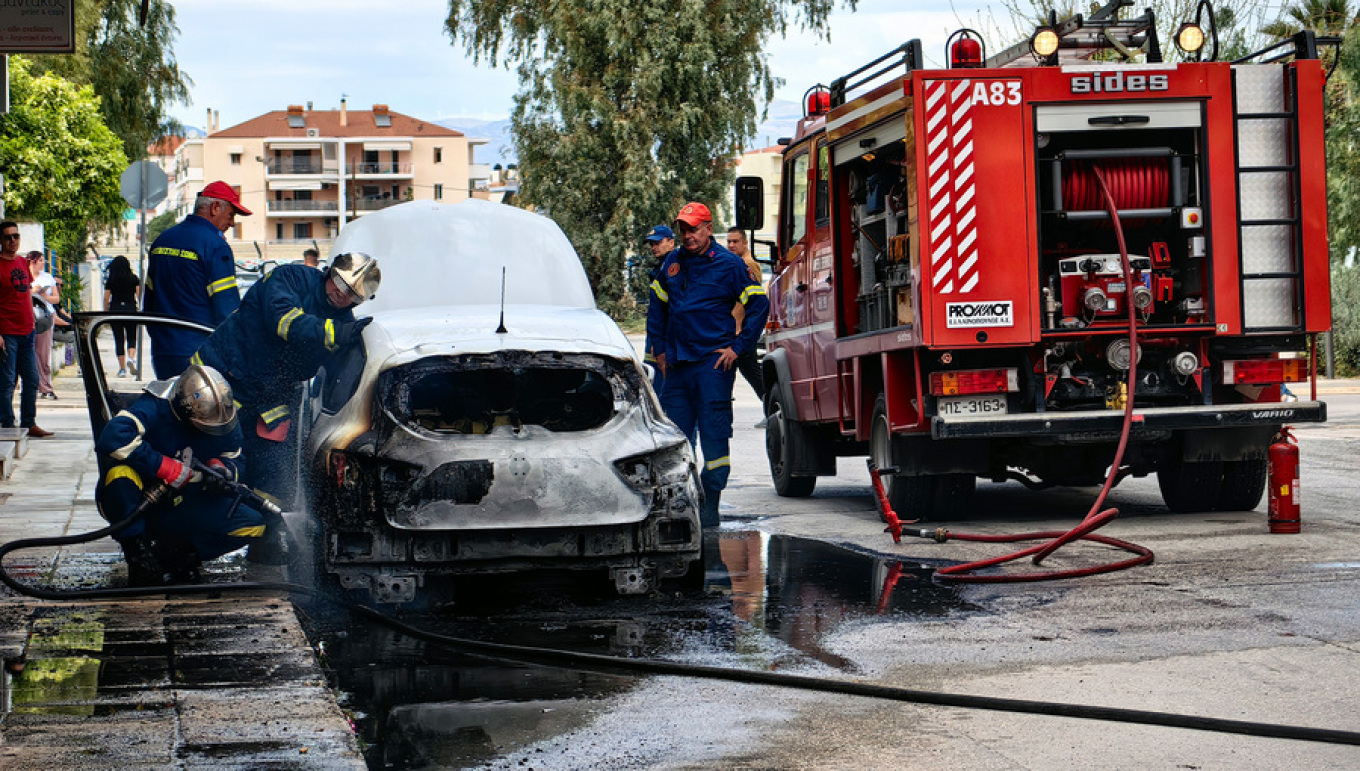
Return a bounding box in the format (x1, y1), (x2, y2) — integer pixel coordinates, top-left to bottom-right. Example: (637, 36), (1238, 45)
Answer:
(386, 356), (619, 434)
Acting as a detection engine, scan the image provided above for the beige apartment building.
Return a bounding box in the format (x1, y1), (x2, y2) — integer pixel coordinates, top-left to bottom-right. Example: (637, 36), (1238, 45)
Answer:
(162, 101), (487, 262)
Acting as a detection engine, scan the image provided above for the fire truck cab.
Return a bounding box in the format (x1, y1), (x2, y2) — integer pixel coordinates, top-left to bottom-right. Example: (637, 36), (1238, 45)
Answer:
(742, 1), (1333, 519)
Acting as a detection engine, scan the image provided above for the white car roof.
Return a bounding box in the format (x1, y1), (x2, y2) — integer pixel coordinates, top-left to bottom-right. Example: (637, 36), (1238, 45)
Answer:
(331, 199), (597, 315)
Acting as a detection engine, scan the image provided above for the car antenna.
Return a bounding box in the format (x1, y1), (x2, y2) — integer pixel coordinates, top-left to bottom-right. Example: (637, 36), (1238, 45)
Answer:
(496, 266), (508, 334)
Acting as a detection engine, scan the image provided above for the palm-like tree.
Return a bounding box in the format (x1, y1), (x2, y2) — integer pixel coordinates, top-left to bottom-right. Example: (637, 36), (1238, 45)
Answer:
(1261, 0), (1358, 38)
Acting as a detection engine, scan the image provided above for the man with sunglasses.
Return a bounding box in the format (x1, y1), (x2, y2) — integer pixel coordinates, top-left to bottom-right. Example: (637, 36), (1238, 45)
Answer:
(0, 222), (51, 438)
(191, 253), (380, 516)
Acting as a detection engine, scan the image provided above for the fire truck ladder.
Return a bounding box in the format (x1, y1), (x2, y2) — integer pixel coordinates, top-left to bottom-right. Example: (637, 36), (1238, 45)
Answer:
(1232, 56), (1307, 334)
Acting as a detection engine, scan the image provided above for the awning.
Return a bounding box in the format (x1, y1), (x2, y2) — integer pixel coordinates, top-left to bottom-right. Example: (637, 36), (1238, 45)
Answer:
(363, 141), (411, 151)
(265, 141), (322, 150)
(226, 145), (246, 154)
(268, 180), (323, 191)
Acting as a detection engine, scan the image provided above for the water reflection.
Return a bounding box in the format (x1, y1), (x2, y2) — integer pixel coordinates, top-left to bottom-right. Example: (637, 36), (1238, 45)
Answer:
(308, 531), (973, 769)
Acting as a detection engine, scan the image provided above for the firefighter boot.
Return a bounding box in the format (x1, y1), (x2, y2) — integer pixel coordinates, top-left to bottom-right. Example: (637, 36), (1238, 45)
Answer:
(158, 538), (204, 584)
(122, 535), (175, 587)
(246, 522), (290, 566)
(700, 492), (721, 529)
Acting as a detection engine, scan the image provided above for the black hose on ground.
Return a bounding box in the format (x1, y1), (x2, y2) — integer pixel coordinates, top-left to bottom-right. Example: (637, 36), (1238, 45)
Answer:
(2, 511), (1359, 748)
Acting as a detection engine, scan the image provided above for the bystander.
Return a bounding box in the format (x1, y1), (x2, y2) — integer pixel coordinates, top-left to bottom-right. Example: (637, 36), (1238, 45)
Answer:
(0, 223), (50, 437)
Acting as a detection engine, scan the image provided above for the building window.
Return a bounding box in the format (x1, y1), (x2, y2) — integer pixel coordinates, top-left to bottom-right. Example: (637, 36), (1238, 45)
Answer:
(434, 147), (442, 163)
(293, 222), (312, 239)
(276, 223), (284, 240)
(434, 184), (443, 200)
(230, 153), (242, 165)
(232, 224), (242, 240)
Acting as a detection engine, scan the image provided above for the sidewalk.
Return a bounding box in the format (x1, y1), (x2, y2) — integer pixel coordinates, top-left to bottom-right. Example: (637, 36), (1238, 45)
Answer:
(0, 363), (363, 768)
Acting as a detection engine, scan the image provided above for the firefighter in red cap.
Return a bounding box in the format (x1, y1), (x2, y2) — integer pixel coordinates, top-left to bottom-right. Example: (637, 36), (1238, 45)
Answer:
(143, 180), (251, 379)
(646, 202), (769, 526)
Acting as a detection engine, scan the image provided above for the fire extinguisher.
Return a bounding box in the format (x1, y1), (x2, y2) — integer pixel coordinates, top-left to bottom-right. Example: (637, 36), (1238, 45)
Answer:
(1268, 427), (1300, 534)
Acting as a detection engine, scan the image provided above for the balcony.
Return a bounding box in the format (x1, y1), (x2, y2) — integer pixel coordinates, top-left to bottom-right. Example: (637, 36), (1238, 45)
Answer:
(346, 162), (414, 177)
(266, 200), (340, 216)
(353, 198), (404, 212)
(264, 158), (340, 176)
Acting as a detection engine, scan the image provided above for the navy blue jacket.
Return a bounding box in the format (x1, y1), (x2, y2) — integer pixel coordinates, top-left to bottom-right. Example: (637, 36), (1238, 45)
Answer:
(95, 392), (244, 492)
(646, 239), (768, 365)
(143, 215), (241, 355)
(193, 264), (354, 427)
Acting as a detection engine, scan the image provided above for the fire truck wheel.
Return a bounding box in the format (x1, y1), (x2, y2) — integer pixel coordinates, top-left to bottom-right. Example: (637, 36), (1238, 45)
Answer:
(1215, 458), (1267, 511)
(870, 395), (973, 520)
(766, 389), (816, 498)
(1157, 458), (1224, 513)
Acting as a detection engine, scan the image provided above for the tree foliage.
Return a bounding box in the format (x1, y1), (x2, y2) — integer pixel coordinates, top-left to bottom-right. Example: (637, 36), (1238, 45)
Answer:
(145, 209), (178, 244)
(29, 0), (190, 161)
(0, 57), (129, 262)
(445, 0), (847, 316)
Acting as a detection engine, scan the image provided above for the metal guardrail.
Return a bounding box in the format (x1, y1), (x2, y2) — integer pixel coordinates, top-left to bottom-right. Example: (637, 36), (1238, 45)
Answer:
(263, 159), (338, 175)
(346, 162), (413, 175)
(353, 198), (403, 211)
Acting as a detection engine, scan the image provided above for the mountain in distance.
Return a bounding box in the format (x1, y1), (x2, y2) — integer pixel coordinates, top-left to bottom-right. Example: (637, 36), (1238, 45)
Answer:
(434, 98), (803, 167)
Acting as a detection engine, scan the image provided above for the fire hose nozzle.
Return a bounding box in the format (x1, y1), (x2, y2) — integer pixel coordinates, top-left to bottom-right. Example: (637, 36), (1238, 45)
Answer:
(904, 527), (950, 543)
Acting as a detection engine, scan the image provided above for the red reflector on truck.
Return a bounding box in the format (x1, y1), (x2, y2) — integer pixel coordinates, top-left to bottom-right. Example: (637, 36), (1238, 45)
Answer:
(1222, 359), (1307, 385)
(930, 368), (1019, 396)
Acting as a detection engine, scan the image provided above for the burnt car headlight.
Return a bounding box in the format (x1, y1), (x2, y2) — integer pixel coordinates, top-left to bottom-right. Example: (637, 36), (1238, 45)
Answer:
(614, 442), (695, 491)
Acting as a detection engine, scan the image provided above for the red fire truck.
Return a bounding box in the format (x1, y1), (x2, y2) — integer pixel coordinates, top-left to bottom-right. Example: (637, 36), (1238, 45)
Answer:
(737, 1), (1334, 519)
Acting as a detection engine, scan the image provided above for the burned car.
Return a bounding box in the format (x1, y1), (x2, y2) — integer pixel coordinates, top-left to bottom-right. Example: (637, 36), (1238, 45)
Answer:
(299, 200), (702, 604)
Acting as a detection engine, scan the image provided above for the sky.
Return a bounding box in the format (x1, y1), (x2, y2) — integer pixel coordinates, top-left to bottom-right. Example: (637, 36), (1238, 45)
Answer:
(165, 0), (996, 135)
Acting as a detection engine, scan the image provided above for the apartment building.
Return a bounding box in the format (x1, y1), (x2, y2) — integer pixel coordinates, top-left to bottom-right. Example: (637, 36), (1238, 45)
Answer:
(166, 101), (488, 261)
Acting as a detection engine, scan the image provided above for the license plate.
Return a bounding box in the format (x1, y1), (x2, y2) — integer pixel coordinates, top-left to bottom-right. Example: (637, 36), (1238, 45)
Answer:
(937, 395), (1008, 417)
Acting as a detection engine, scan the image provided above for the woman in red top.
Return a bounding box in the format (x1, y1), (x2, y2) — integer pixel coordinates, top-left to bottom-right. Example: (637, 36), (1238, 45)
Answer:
(0, 221), (50, 437)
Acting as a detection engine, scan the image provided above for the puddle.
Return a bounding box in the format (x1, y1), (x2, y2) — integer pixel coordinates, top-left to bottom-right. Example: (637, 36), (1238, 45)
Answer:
(303, 531), (974, 769)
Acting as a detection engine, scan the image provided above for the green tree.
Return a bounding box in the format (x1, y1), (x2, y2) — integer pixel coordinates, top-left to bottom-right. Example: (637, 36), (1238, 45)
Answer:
(1260, 0), (1357, 37)
(0, 57), (129, 265)
(445, 0), (847, 316)
(30, 0), (191, 161)
(145, 209), (178, 243)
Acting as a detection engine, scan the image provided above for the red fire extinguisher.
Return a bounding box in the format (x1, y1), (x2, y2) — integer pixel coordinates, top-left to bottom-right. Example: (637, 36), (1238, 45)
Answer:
(1268, 427), (1300, 534)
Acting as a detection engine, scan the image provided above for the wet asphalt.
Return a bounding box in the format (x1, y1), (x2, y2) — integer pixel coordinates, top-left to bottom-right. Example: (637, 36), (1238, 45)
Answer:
(3, 341), (1360, 769)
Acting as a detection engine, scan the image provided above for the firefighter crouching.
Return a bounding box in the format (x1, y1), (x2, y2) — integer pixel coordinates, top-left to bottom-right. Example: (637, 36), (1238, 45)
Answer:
(96, 365), (261, 586)
(191, 252), (381, 509)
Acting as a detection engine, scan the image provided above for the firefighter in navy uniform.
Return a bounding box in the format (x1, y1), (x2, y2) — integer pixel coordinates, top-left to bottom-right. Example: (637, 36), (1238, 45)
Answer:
(192, 252), (381, 509)
(96, 365), (262, 586)
(646, 202), (769, 527)
(143, 181), (250, 378)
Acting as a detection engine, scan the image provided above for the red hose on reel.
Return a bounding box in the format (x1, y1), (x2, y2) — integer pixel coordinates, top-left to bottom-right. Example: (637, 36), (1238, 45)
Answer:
(1064, 158), (1169, 228)
(882, 165), (1155, 583)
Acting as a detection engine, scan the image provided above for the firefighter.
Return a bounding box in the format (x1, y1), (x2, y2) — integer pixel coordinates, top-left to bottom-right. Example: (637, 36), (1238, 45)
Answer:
(646, 202), (769, 527)
(143, 181), (250, 379)
(641, 224), (675, 392)
(191, 252), (381, 508)
(96, 365), (262, 586)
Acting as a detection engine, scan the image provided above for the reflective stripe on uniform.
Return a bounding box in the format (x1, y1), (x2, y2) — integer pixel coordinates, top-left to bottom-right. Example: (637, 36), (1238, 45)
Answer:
(650, 280), (669, 303)
(190, 352), (203, 366)
(704, 455), (731, 471)
(277, 307), (304, 340)
(150, 247), (198, 261)
(208, 276), (238, 296)
(103, 465), (144, 489)
(108, 410), (146, 459)
(740, 284), (767, 304)
(324, 318), (336, 350)
(220, 448), (241, 459)
(260, 404), (290, 425)
(229, 525), (267, 538)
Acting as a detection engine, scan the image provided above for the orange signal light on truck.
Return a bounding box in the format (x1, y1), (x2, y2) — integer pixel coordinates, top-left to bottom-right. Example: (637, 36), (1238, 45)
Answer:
(1222, 359), (1308, 385)
(929, 369), (1019, 396)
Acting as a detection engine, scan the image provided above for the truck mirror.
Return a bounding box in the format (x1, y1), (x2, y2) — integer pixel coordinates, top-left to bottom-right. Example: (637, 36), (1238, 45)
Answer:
(735, 176), (764, 230)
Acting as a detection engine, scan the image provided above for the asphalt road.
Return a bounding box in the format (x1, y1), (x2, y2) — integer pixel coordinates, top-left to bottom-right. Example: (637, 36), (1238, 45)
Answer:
(455, 384), (1360, 769)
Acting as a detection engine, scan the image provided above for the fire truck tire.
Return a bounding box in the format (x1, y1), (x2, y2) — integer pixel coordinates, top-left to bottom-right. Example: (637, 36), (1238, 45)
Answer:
(1215, 458), (1267, 512)
(871, 395), (973, 520)
(766, 389), (816, 498)
(1157, 459), (1224, 513)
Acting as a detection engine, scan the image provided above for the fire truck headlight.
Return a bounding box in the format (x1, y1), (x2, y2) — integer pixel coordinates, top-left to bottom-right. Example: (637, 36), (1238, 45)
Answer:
(1031, 28), (1060, 58)
(1083, 286), (1108, 312)
(1172, 351), (1200, 376)
(1176, 23), (1206, 54)
(1106, 339), (1142, 371)
(1131, 285), (1154, 311)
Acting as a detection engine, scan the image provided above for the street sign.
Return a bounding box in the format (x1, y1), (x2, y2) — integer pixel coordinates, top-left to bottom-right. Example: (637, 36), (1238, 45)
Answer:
(120, 161), (168, 210)
(0, 1), (75, 54)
